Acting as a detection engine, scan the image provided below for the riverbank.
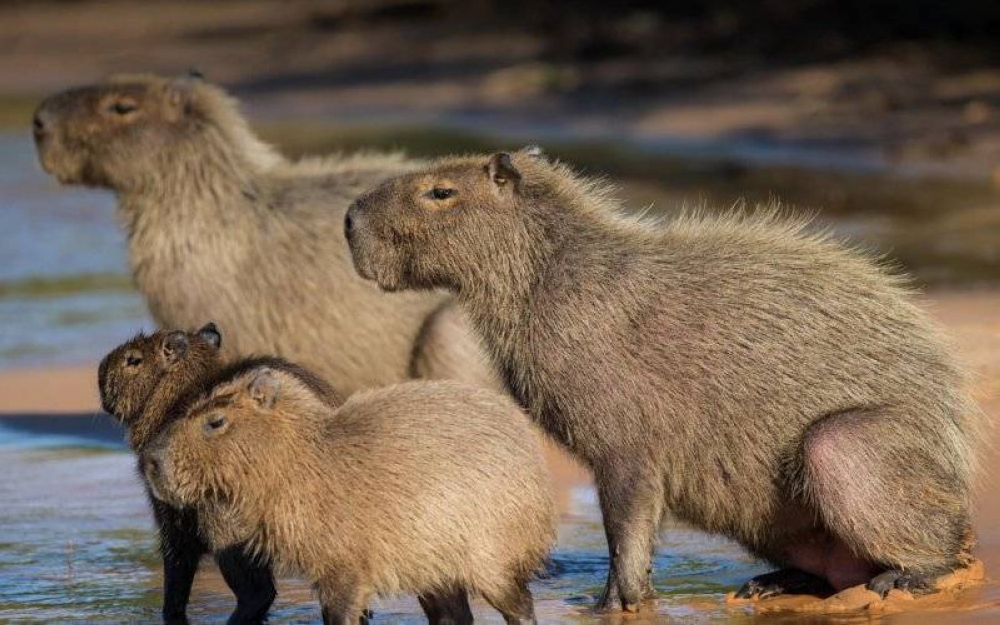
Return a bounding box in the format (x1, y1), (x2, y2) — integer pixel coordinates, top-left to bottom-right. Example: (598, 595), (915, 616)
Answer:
(2, 290), (998, 620)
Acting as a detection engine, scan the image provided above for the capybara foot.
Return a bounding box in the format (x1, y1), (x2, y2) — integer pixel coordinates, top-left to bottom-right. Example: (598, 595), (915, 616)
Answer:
(595, 585), (640, 613)
(736, 568), (834, 599)
(866, 569), (936, 598)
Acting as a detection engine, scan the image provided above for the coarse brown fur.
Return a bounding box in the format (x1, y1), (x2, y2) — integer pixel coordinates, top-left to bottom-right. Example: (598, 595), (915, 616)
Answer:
(345, 149), (987, 610)
(98, 324), (277, 624)
(143, 362), (556, 625)
(34, 73), (497, 396)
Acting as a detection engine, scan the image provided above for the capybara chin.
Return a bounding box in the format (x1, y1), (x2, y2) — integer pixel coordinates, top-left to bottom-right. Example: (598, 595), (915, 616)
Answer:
(98, 324), (276, 624)
(143, 361), (556, 625)
(345, 149), (986, 610)
(34, 73), (497, 396)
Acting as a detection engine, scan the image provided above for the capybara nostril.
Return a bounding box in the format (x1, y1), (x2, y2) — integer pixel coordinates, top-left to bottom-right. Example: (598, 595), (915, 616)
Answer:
(32, 111), (46, 137)
(344, 212), (355, 242)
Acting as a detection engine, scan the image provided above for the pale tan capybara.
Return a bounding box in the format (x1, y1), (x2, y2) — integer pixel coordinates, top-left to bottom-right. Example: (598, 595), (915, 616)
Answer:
(33, 73), (497, 396)
(344, 149), (986, 611)
(98, 324), (276, 623)
(142, 359), (556, 624)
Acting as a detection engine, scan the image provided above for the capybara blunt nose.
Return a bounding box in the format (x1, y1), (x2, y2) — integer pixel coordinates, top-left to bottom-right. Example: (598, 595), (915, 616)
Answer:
(344, 211), (355, 242)
(32, 109), (48, 137)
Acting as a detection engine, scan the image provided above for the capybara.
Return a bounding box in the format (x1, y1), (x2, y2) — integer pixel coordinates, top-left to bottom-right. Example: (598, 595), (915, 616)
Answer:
(34, 73), (497, 396)
(142, 359), (556, 625)
(344, 149), (985, 610)
(98, 324), (276, 623)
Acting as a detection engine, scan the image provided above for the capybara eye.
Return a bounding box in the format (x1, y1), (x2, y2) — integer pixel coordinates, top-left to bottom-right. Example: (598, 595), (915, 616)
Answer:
(205, 415), (227, 432)
(430, 188), (456, 200)
(108, 101), (137, 116)
(126, 355), (143, 367)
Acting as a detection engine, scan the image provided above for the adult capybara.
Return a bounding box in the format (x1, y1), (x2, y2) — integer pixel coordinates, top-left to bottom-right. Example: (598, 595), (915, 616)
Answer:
(142, 359), (556, 625)
(35, 73), (496, 396)
(344, 149), (985, 611)
(98, 324), (276, 624)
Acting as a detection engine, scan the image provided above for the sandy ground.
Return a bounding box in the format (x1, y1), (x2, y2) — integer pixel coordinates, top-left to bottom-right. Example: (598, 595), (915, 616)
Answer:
(0, 290), (997, 618)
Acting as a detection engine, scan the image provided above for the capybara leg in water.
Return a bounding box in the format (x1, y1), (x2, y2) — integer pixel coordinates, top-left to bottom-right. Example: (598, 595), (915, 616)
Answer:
(593, 464), (667, 611)
(479, 578), (536, 625)
(214, 547), (277, 623)
(417, 587), (473, 625)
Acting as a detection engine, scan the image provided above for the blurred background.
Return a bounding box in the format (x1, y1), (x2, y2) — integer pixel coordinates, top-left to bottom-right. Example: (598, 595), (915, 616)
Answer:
(2, 0), (999, 369)
(1, 2), (999, 622)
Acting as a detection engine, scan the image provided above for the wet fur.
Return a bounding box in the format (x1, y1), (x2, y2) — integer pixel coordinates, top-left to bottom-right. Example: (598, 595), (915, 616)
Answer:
(345, 150), (986, 609)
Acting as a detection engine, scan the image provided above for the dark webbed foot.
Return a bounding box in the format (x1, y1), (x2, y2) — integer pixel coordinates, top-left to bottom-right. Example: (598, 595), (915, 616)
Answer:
(866, 570), (935, 598)
(736, 568), (834, 600)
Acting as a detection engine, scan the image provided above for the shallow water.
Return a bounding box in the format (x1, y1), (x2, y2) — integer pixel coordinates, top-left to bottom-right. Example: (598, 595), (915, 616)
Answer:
(0, 417), (779, 623)
(0, 132), (149, 369)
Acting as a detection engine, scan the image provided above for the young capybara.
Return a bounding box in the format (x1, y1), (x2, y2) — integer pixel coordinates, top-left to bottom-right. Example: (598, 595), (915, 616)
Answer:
(344, 149), (986, 611)
(34, 73), (496, 396)
(98, 324), (276, 624)
(141, 358), (556, 625)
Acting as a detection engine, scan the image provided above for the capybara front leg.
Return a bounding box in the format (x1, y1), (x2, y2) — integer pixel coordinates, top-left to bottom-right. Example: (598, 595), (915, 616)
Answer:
(215, 544), (276, 624)
(594, 465), (664, 612)
(418, 586), (473, 624)
(317, 575), (370, 625)
(481, 578), (536, 625)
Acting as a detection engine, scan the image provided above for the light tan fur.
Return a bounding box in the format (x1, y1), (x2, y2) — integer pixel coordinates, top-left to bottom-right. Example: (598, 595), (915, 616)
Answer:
(144, 363), (554, 623)
(345, 149), (987, 608)
(33, 73), (498, 396)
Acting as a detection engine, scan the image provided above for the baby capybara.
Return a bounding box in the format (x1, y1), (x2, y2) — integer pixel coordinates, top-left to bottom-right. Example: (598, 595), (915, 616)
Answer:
(344, 149), (985, 611)
(142, 359), (556, 625)
(98, 324), (276, 624)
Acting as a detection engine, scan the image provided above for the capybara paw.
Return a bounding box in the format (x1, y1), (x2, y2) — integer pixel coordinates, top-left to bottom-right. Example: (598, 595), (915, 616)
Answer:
(736, 568), (834, 600)
(866, 570), (934, 598)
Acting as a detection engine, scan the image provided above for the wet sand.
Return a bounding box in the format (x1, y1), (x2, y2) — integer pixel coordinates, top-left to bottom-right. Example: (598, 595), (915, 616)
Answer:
(1, 290), (997, 621)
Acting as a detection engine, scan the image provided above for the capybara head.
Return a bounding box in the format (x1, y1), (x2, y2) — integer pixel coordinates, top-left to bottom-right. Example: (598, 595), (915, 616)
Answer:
(98, 323), (222, 425)
(33, 72), (263, 189)
(346, 148), (550, 292)
(142, 364), (327, 508)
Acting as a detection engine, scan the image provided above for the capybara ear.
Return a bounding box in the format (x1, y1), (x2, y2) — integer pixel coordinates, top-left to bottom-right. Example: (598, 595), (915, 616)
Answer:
(186, 68), (205, 80)
(248, 368), (280, 409)
(521, 144), (545, 159)
(486, 152), (521, 188)
(197, 322), (222, 349)
(161, 331), (189, 364)
(164, 77), (197, 119)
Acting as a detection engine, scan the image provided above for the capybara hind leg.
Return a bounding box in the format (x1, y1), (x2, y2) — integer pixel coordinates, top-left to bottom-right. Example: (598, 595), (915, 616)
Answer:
(418, 586), (473, 625)
(214, 544), (275, 625)
(867, 568), (942, 597)
(799, 408), (971, 587)
(594, 465), (665, 612)
(736, 568), (834, 599)
(482, 579), (536, 625)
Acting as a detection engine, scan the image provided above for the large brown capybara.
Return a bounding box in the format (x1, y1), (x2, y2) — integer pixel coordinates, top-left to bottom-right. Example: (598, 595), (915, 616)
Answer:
(344, 149), (986, 612)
